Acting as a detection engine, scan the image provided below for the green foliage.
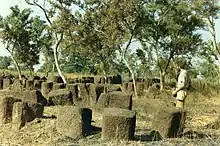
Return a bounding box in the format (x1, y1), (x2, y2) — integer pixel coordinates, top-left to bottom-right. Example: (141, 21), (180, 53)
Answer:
(59, 52), (96, 74)
(0, 56), (12, 69)
(20, 0), (219, 87)
(137, 0), (205, 89)
(0, 6), (46, 70)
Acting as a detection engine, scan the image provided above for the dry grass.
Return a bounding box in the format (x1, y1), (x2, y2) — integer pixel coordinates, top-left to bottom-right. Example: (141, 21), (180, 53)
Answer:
(0, 80), (220, 145)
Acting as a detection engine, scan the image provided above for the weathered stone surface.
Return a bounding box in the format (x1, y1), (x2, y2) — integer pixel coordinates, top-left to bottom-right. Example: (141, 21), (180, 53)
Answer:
(77, 83), (90, 106)
(56, 106), (92, 139)
(26, 80), (34, 90)
(81, 77), (94, 84)
(3, 78), (12, 89)
(136, 83), (145, 96)
(12, 102), (27, 129)
(104, 84), (122, 93)
(47, 89), (73, 106)
(0, 90), (47, 106)
(0, 90), (22, 100)
(23, 90), (47, 106)
(152, 78), (160, 84)
(144, 78), (152, 90)
(146, 83), (160, 98)
(108, 91), (132, 110)
(34, 80), (43, 90)
(33, 76), (41, 80)
(0, 78), (3, 90)
(122, 82), (128, 92)
(66, 84), (78, 101)
(97, 93), (110, 108)
(74, 78), (79, 83)
(95, 77), (105, 84)
(10, 79), (23, 91)
(48, 75), (63, 83)
(28, 103), (44, 119)
(87, 77), (94, 83)
(97, 91), (132, 110)
(112, 75), (122, 84)
(94, 77), (99, 84)
(127, 82), (134, 92)
(41, 82), (53, 96)
(52, 83), (66, 90)
(41, 76), (47, 81)
(81, 77), (87, 83)
(136, 78), (145, 82)
(102, 108), (136, 140)
(0, 97), (20, 125)
(106, 76), (113, 84)
(12, 102), (44, 129)
(151, 108), (187, 138)
(88, 84), (105, 104)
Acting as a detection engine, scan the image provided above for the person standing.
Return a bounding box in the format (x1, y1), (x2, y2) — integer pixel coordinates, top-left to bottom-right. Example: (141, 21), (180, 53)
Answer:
(172, 60), (191, 108)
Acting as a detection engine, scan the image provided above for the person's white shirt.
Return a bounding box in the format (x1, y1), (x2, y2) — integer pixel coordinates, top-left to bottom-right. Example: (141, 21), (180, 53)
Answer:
(177, 69), (190, 90)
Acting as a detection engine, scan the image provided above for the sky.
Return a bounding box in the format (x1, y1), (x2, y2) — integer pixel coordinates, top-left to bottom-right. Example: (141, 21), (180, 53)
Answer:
(0, 0), (220, 57)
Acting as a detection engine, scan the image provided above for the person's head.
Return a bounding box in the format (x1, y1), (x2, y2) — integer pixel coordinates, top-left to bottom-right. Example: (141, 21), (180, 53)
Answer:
(176, 59), (187, 71)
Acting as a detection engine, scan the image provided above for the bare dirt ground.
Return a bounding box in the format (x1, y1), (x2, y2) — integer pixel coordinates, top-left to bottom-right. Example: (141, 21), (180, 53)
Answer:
(1, 90), (220, 146)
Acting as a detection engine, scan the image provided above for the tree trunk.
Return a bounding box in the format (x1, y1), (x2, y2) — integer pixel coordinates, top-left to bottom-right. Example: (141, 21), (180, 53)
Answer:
(53, 46), (67, 84)
(103, 70), (107, 84)
(160, 71), (165, 91)
(216, 55), (220, 84)
(210, 21), (220, 84)
(122, 56), (138, 98)
(52, 63), (55, 76)
(45, 56), (49, 77)
(11, 55), (22, 80)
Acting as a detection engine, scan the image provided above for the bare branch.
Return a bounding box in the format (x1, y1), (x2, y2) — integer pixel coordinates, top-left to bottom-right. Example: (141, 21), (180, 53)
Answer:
(25, 0), (52, 25)
(123, 31), (134, 56)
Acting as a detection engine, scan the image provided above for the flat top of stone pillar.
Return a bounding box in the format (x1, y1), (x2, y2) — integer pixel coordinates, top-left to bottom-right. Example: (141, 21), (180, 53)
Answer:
(103, 108), (136, 118)
(158, 107), (187, 114)
(59, 106), (91, 113)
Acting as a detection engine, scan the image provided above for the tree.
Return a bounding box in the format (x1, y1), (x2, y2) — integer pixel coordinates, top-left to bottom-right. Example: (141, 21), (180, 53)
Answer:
(25, 0), (80, 83)
(61, 1), (119, 80)
(40, 30), (54, 77)
(193, 0), (220, 75)
(81, 0), (144, 97)
(59, 51), (96, 74)
(139, 0), (204, 90)
(0, 6), (45, 79)
(0, 56), (12, 70)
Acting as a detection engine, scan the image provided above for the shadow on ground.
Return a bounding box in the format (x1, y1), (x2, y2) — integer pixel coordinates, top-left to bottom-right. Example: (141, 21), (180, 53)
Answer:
(134, 130), (163, 142)
(134, 129), (211, 142)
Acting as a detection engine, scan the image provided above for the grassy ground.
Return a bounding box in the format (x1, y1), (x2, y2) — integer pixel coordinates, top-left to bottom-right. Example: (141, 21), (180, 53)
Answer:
(0, 87), (220, 146)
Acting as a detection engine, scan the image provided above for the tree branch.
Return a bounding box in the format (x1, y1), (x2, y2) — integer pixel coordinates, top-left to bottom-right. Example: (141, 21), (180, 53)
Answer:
(123, 31), (134, 56)
(25, 0), (52, 25)
(164, 50), (174, 73)
(55, 32), (64, 53)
